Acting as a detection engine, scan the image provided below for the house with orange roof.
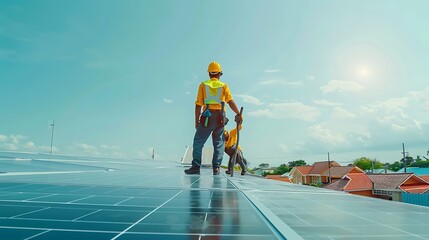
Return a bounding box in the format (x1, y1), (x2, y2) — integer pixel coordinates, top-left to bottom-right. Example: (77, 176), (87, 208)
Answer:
(420, 175), (429, 183)
(308, 161), (341, 183)
(321, 166), (364, 183)
(325, 173), (375, 197)
(325, 173), (429, 200)
(289, 161), (360, 185)
(289, 165), (313, 184)
(368, 173), (429, 198)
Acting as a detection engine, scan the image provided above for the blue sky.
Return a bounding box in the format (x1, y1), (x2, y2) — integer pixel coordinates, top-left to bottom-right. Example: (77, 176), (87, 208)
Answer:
(1, 0), (428, 167)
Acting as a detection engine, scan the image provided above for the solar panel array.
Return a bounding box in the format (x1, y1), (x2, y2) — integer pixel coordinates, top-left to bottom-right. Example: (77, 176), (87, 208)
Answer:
(1, 152), (429, 240)
(0, 153), (282, 240)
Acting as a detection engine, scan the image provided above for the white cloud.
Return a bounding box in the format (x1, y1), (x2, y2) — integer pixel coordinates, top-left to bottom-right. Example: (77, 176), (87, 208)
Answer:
(64, 143), (125, 157)
(73, 142), (97, 151)
(100, 144), (120, 151)
(23, 141), (35, 149)
(390, 123), (407, 131)
(308, 124), (346, 145)
(313, 99), (342, 106)
(413, 120), (422, 129)
(236, 94), (263, 105)
(376, 98), (408, 114)
(0, 132), (128, 157)
(248, 109), (271, 117)
(0, 135), (7, 142)
(332, 107), (356, 119)
(259, 79), (302, 86)
(409, 87), (429, 112)
(10, 135), (25, 144)
(361, 97), (418, 131)
(3, 143), (18, 151)
(0, 133), (55, 153)
(321, 80), (364, 93)
(163, 98), (173, 103)
(264, 69), (281, 73)
(248, 102), (320, 122)
(0, 134), (28, 151)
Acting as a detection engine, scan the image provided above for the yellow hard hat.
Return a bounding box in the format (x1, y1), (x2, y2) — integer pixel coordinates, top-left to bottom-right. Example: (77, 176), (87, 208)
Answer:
(208, 61), (222, 73)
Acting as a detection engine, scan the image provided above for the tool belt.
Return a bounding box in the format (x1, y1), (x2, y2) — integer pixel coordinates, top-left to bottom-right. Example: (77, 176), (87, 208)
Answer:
(200, 103), (228, 127)
(199, 110), (229, 127)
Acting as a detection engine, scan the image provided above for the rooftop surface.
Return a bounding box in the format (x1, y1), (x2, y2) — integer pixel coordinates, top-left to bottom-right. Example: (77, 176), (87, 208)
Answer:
(1, 152), (429, 240)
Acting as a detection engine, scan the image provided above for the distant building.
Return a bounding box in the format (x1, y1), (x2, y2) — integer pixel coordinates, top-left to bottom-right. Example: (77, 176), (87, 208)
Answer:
(325, 173), (429, 201)
(289, 161), (363, 185)
(365, 168), (395, 174)
(265, 174), (291, 183)
(322, 166), (364, 183)
(397, 167), (429, 176)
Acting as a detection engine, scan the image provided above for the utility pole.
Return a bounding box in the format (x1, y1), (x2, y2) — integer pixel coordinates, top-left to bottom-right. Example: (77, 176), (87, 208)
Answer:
(327, 152), (331, 184)
(50, 120), (55, 155)
(402, 143), (407, 173)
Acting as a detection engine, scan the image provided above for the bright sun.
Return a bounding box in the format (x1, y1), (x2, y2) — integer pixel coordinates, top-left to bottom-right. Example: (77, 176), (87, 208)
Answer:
(357, 67), (370, 79)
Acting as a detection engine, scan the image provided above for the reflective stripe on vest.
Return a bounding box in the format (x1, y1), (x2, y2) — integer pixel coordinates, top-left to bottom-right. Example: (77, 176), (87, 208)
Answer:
(203, 80), (225, 105)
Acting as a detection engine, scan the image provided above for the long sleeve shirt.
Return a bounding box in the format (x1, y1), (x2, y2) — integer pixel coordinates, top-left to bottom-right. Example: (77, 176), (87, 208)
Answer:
(225, 127), (241, 151)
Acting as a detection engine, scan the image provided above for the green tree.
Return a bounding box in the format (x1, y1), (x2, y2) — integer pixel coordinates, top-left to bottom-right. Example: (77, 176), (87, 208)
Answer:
(410, 161), (429, 168)
(272, 164), (290, 175)
(387, 161), (402, 172)
(288, 160), (307, 167)
(415, 155), (423, 162)
(353, 157), (383, 171)
(400, 156), (414, 166)
(259, 163), (269, 169)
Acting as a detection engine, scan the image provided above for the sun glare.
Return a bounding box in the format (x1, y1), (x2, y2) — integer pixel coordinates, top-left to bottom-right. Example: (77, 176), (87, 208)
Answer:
(357, 66), (371, 80)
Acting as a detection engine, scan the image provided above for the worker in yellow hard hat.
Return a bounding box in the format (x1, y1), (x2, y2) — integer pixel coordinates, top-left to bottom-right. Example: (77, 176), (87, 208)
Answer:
(185, 61), (243, 175)
(224, 125), (247, 175)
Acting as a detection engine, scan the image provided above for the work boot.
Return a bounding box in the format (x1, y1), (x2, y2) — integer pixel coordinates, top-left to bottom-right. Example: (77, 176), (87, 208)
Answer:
(184, 166), (200, 175)
(213, 167), (220, 175)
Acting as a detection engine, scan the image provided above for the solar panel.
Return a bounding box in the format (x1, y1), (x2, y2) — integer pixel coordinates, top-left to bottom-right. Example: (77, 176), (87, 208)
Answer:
(0, 152), (283, 239)
(1, 151), (429, 239)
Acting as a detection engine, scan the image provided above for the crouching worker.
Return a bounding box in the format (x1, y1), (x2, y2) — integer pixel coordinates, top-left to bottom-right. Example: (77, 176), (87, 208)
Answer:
(224, 126), (247, 175)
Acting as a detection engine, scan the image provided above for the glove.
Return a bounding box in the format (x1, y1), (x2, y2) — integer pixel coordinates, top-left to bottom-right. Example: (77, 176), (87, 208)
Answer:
(234, 114), (243, 124)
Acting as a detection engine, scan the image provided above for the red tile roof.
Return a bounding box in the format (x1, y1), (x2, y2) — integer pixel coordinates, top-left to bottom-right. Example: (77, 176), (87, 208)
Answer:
(400, 185), (429, 193)
(324, 173), (372, 192)
(309, 161), (340, 175)
(325, 173), (429, 194)
(295, 166), (313, 175)
(265, 175), (291, 183)
(367, 173), (413, 189)
(324, 178), (349, 191)
(420, 175), (429, 183)
(321, 166), (363, 178)
(344, 173), (373, 191)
